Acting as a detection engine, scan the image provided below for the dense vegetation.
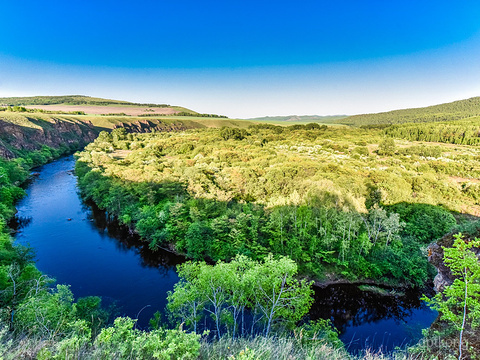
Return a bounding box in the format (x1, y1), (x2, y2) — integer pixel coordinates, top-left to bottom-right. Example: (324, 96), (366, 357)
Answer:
(139, 112), (228, 118)
(167, 256), (315, 338)
(74, 125), (480, 287)
(384, 118), (480, 145)
(419, 232), (480, 359)
(0, 156), (345, 359)
(340, 96), (480, 126)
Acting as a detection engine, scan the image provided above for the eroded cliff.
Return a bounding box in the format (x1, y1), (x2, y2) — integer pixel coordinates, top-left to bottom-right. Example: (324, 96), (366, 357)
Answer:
(428, 227), (480, 292)
(0, 117), (97, 158)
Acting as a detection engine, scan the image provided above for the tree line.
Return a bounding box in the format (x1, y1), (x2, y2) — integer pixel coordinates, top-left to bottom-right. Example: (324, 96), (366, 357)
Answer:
(384, 118), (480, 145)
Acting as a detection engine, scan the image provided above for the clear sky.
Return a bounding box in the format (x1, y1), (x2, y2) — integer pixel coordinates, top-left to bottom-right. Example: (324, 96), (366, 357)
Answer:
(1, 1), (480, 118)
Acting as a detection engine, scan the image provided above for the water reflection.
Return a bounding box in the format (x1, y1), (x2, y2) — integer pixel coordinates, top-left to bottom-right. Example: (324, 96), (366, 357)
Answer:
(310, 284), (437, 353)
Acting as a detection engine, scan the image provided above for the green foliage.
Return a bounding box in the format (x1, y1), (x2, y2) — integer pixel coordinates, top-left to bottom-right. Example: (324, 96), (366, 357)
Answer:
(94, 317), (201, 360)
(14, 284), (77, 337)
(387, 203), (456, 243)
(37, 320), (92, 360)
(168, 256), (313, 337)
(377, 138), (396, 156)
(176, 111), (227, 118)
(220, 127), (249, 140)
(185, 221), (214, 260)
(75, 296), (110, 336)
(297, 319), (342, 348)
(397, 145), (443, 157)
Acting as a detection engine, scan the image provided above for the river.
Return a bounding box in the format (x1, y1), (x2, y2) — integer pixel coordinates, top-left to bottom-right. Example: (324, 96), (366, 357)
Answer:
(12, 155), (437, 353)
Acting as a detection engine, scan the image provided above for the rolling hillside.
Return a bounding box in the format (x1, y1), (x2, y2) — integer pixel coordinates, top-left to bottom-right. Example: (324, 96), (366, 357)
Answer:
(0, 95), (171, 108)
(339, 96), (480, 126)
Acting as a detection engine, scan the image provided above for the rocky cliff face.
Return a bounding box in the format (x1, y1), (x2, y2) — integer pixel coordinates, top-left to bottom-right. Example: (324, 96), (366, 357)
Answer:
(0, 116), (194, 159)
(428, 229), (480, 292)
(0, 117), (98, 159)
(112, 119), (189, 133)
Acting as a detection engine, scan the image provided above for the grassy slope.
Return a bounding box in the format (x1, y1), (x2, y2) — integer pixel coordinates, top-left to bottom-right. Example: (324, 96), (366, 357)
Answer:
(339, 96), (480, 126)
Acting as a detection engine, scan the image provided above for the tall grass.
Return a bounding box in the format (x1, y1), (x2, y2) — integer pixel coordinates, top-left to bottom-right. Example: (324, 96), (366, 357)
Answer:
(199, 336), (431, 360)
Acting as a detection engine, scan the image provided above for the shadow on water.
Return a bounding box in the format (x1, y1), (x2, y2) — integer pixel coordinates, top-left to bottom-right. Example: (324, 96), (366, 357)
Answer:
(84, 200), (186, 273)
(8, 215), (32, 231)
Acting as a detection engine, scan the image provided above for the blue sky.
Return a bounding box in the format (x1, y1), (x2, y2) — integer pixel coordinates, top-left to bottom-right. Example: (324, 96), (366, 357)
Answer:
(1, 1), (480, 117)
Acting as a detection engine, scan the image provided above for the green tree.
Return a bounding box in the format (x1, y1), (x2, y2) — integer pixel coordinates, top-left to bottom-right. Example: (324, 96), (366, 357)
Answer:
(167, 264), (205, 333)
(167, 256), (313, 338)
(249, 255), (313, 336)
(425, 233), (480, 360)
(15, 285), (77, 338)
(377, 138), (396, 156)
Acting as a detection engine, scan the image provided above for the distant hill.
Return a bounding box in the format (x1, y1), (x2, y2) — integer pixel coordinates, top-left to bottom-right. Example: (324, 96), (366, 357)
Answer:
(245, 115), (347, 123)
(0, 95), (173, 108)
(0, 95), (206, 117)
(339, 97), (480, 126)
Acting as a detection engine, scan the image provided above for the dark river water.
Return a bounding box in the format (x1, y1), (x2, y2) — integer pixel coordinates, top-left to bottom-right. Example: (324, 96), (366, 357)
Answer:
(12, 156), (437, 353)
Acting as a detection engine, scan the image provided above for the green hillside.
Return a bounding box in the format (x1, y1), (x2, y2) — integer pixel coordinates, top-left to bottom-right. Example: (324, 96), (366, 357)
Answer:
(339, 96), (480, 126)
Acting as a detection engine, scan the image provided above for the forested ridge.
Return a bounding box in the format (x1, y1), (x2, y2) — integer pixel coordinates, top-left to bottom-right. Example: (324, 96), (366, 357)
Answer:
(340, 96), (480, 126)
